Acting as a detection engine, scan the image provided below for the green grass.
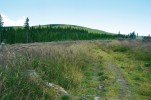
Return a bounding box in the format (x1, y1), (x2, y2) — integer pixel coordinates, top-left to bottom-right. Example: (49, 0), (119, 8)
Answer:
(61, 95), (71, 100)
(1, 40), (151, 99)
(113, 46), (130, 52)
(106, 40), (151, 99)
(48, 24), (114, 34)
(0, 42), (103, 99)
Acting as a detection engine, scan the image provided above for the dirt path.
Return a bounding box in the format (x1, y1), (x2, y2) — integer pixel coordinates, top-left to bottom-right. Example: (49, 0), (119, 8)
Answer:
(93, 49), (132, 100)
(80, 49), (132, 100)
(104, 61), (131, 100)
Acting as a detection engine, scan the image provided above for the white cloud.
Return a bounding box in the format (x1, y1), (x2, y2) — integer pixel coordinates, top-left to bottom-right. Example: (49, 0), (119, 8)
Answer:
(1, 13), (26, 26)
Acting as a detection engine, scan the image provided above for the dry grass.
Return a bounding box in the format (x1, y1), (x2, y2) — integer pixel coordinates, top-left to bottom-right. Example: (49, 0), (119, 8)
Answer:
(0, 40), (151, 99)
(105, 40), (151, 99)
(0, 41), (102, 99)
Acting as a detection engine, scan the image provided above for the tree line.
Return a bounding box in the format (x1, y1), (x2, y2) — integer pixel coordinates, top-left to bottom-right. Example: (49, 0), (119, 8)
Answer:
(0, 15), (128, 44)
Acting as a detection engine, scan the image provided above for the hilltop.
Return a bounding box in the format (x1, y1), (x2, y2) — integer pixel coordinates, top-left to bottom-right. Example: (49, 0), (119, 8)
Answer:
(41, 24), (114, 34)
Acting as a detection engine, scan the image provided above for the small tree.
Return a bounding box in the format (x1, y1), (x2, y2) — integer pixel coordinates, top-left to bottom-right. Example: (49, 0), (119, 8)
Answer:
(24, 17), (29, 43)
(0, 14), (4, 43)
(129, 31), (136, 39)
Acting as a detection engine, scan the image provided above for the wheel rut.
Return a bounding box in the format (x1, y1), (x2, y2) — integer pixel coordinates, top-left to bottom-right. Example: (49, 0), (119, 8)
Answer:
(96, 49), (132, 100)
(105, 62), (131, 100)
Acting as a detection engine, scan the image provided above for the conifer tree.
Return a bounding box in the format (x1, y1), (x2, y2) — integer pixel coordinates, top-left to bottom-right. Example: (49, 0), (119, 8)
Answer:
(0, 14), (4, 43)
(24, 17), (29, 43)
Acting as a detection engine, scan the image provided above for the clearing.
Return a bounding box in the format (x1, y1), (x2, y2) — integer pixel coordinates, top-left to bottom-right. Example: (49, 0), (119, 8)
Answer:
(0, 40), (151, 100)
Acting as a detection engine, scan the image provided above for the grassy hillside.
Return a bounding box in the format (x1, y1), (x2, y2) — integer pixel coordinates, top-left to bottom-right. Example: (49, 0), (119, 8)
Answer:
(0, 40), (151, 99)
(10, 24), (115, 35)
(43, 24), (114, 34)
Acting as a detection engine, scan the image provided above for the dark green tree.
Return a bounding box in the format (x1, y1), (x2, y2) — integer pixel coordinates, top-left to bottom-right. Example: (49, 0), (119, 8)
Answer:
(0, 14), (4, 43)
(129, 31), (136, 39)
(24, 17), (29, 43)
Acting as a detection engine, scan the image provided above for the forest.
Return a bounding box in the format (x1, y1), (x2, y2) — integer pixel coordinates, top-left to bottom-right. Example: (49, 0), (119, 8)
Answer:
(0, 25), (129, 44)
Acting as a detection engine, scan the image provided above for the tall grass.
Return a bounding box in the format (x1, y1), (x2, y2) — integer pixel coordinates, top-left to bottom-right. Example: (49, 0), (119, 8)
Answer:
(105, 40), (151, 61)
(0, 42), (99, 99)
(1, 40), (151, 99)
(105, 40), (151, 98)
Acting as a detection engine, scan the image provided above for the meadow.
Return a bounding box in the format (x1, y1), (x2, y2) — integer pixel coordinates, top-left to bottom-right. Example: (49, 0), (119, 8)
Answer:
(0, 40), (151, 100)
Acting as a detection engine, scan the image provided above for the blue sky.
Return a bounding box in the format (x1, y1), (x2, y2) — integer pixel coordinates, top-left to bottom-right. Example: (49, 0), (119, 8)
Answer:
(0, 0), (151, 36)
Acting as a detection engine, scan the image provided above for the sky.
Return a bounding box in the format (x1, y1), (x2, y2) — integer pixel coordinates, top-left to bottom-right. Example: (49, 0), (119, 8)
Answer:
(0, 0), (151, 36)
